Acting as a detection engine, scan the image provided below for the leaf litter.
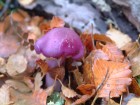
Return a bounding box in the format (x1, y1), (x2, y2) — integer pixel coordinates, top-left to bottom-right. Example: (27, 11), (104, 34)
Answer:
(0, 6), (140, 105)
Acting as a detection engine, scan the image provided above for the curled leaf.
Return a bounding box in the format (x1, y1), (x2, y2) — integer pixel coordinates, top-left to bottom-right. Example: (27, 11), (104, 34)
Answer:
(59, 80), (78, 98)
(77, 84), (95, 95)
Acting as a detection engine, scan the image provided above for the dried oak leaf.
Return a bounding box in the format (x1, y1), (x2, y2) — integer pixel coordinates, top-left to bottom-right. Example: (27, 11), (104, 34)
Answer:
(102, 44), (124, 62)
(77, 84), (95, 95)
(36, 59), (49, 76)
(0, 85), (10, 105)
(93, 59), (132, 98)
(59, 80), (78, 98)
(106, 27), (132, 49)
(6, 54), (27, 77)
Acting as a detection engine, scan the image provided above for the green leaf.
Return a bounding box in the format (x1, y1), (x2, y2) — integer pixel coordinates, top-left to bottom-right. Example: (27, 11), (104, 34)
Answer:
(47, 92), (64, 105)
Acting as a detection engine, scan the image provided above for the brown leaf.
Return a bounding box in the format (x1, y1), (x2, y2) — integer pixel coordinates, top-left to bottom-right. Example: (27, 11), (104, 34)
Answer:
(71, 95), (91, 105)
(6, 54), (27, 77)
(129, 78), (140, 96)
(0, 85), (10, 105)
(5, 79), (31, 93)
(77, 84), (95, 95)
(93, 59), (132, 98)
(106, 27), (132, 49)
(49, 66), (65, 81)
(36, 59), (49, 76)
(102, 44), (124, 62)
(11, 11), (25, 22)
(50, 16), (65, 29)
(72, 69), (85, 86)
(127, 97), (140, 105)
(34, 72), (43, 91)
(59, 80), (78, 98)
(31, 89), (47, 105)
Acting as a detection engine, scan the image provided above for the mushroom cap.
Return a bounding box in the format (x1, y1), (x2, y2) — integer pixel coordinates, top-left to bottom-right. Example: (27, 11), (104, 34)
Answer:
(34, 27), (84, 60)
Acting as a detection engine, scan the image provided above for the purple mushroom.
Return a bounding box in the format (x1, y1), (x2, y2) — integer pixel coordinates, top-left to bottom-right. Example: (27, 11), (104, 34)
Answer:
(34, 27), (84, 91)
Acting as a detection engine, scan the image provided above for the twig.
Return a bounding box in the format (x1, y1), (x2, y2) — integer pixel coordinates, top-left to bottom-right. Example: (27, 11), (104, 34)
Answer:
(120, 94), (123, 105)
(91, 69), (109, 105)
(0, 0), (11, 18)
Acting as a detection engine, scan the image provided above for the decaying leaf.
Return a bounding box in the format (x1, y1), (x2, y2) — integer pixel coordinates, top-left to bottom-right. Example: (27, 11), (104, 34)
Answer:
(50, 16), (65, 29)
(107, 99), (119, 105)
(93, 59), (132, 97)
(34, 72), (43, 91)
(127, 97), (140, 105)
(59, 80), (78, 98)
(36, 59), (49, 76)
(0, 57), (6, 73)
(5, 79), (31, 93)
(0, 85), (10, 105)
(71, 95), (91, 105)
(49, 66), (65, 81)
(102, 44), (124, 62)
(39, 16), (65, 33)
(129, 78), (140, 96)
(77, 84), (95, 95)
(106, 27), (132, 49)
(72, 69), (85, 86)
(6, 54), (27, 77)
(32, 89), (47, 105)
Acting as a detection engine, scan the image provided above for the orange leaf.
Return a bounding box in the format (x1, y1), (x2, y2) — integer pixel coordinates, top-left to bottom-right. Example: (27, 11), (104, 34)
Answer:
(36, 59), (49, 76)
(32, 89), (47, 105)
(93, 59), (132, 98)
(129, 78), (140, 96)
(77, 84), (95, 95)
(39, 21), (51, 33)
(50, 16), (65, 29)
(102, 44), (124, 62)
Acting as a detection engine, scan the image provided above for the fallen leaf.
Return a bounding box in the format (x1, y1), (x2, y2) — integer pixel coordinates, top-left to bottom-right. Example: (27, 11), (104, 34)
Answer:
(49, 66), (65, 81)
(6, 54), (27, 77)
(106, 27), (132, 49)
(127, 97), (140, 105)
(107, 99), (119, 105)
(129, 78), (140, 96)
(72, 69), (85, 86)
(50, 16), (65, 29)
(32, 89), (47, 105)
(5, 79), (31, 93)
(77, 84), (95, 95)
(34, 72), (43, 91)
(59, 80), (78, 98)
(71, 95), (91, 105)
(93, 59), (132, 98)
(122, 93), (136, 105)
(36, 59), (49, 76)
(102, 44), (124, 62)
(0, 85), (10, 105)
